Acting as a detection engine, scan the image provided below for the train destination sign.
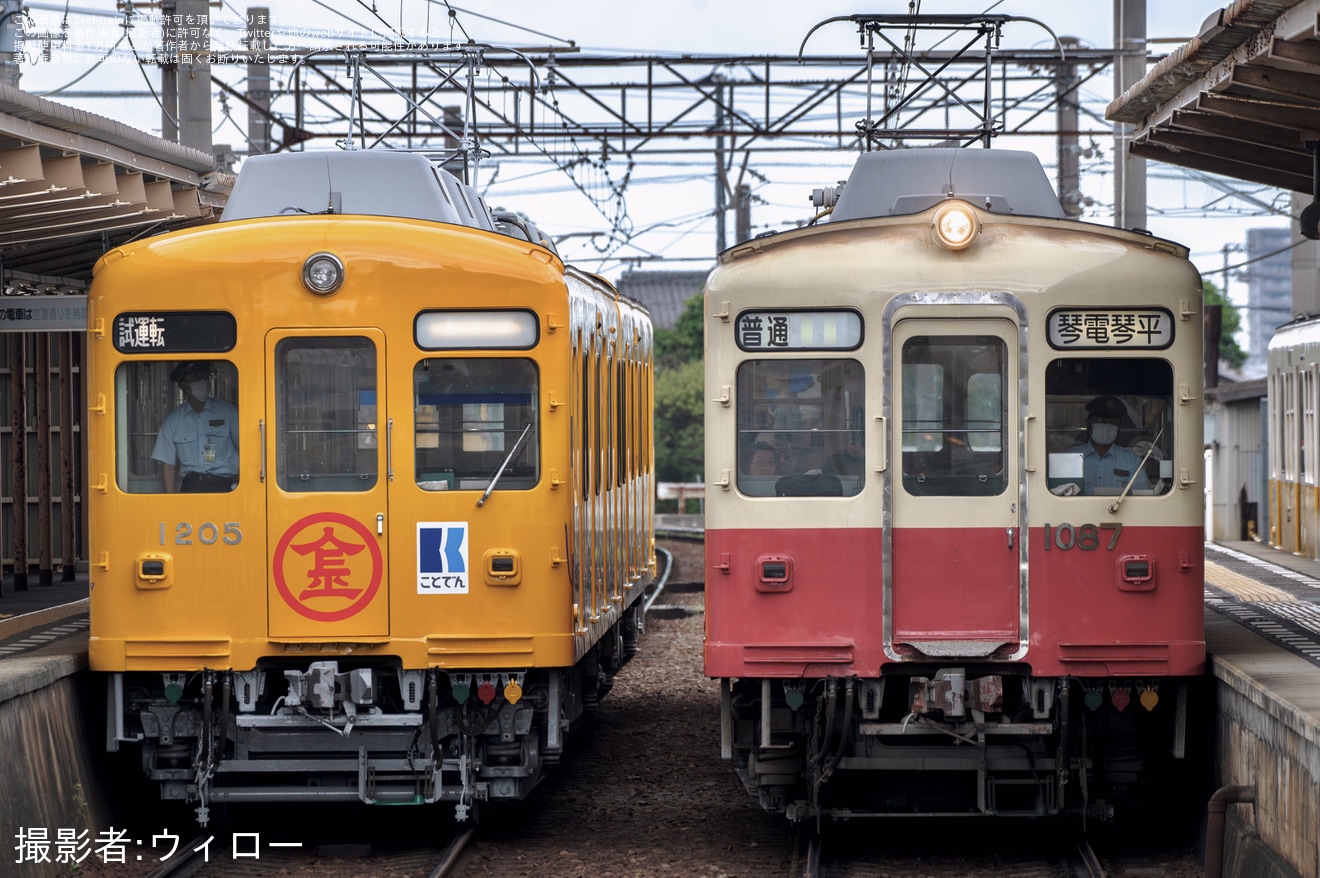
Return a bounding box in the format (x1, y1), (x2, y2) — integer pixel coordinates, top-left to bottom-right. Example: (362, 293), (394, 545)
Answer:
(1046, 308), (1173, 350)
(113, 311), (238, 352)
(735, 309), (862, 351)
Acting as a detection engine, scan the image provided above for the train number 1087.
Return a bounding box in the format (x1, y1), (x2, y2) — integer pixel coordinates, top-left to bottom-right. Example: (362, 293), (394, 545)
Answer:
(1043, 522), (1122, 551)
(160, 522), (243, 545)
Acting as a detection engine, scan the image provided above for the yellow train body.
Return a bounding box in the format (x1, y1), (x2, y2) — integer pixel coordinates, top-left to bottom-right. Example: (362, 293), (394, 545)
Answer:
(1268, 315), (1320, 558)
(86, 151), (654, 822)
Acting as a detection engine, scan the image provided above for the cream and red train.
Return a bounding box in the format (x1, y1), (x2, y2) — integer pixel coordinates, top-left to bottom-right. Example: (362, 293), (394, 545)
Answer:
(704, 148), (1206, 821)
(87, 150), (654, 824)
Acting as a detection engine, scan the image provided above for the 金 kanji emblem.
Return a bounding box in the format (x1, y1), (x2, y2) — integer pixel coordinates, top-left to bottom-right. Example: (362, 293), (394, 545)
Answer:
(273, 512), (383, 622)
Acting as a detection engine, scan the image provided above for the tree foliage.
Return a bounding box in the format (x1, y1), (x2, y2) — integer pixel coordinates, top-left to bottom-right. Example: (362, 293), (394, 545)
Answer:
(654, 358), (705, 482)
(654, 292), (705, 370)
(653, 292), (706, 483)
(1203, 279), (1246, 370)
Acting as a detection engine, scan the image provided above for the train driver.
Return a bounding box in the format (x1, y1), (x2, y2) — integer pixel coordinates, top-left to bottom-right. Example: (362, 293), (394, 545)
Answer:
(1066, 395), (1150, 495)
(151, 361), (239, 493)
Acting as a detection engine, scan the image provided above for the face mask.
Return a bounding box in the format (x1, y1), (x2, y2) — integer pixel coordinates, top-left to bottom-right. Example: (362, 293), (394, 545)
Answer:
(1091, 422), (1119, 446)
(187, 380), (210, 400)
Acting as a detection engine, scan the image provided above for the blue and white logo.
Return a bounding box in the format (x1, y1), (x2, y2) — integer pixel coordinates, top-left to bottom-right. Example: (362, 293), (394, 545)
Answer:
(417, 522), (469, 594)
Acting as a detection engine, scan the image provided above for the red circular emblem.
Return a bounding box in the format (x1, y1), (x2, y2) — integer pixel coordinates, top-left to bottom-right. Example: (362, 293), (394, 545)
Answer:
(273, 512), (383, 622)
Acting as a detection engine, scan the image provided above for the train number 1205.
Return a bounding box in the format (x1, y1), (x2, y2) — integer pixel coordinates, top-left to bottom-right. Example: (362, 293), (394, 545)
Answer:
(1043, 522), (1121, 551)
(160, 522), (243, 545)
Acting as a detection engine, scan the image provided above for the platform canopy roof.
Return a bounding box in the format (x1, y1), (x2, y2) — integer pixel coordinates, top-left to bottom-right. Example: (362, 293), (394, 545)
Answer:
(1107, 0), (1320, 196)
(0, 84), (225, 288)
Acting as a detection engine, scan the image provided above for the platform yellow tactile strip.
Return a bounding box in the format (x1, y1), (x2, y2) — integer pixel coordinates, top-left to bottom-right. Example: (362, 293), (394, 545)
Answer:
(1204, 561), (1296, 603)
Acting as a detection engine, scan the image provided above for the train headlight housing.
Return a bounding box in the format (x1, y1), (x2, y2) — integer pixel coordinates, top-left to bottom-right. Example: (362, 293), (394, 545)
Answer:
(931, 202), (979, 251)
(302, 252), (345, 295)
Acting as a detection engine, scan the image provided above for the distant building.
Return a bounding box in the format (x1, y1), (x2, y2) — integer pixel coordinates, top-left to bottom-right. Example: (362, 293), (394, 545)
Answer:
(615, 269), (711, 330)
(1244, 227), (1292, 376)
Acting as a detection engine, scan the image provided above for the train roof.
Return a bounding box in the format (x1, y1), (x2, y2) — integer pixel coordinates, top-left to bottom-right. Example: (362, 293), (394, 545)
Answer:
(220, 151), (498, 231)
(829, 148), (1066, 221)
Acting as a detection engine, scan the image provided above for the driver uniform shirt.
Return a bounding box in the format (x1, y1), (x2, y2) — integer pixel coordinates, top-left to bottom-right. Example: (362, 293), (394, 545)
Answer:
(1066, 441), (1150, 493)
(151, 397), (239, 479)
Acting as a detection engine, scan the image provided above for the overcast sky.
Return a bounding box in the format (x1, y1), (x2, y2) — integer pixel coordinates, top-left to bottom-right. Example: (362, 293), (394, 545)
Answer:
(15, 1), (1292, 304)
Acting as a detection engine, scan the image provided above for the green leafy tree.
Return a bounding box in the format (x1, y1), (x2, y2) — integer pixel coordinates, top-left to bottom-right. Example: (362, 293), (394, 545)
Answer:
(652, 292), (706, 483)
(655, 292), (705, 370)
(654, 358), (704, 483)
(1203, 279), (1246, 370)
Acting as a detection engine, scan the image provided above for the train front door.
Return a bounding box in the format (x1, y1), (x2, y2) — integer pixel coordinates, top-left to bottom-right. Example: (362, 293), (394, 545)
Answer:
(265, 330), (390, 640)
(886, 314), (1026, 660)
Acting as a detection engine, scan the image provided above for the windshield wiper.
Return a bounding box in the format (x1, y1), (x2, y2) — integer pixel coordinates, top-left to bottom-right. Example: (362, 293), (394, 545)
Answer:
(476, 424), (534, 508)
(1108, 427), (1164, 514)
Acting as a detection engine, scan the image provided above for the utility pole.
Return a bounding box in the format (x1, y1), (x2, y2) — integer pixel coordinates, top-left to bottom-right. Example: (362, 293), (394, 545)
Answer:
(735, 183), (751, 245)
(714, 76), (727, 255)
(1055, 37), (1082, 217)
(0, 0), (22, 88)
(160, 0), (178, 141)
(246, 6), (271, 154)
(177, 0), (213, 153)
(1113, 0), (1147, 230)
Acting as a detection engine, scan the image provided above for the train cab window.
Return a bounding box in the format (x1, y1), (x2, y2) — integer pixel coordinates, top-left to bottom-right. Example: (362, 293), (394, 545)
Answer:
(114, 360), (240, 494)
(275, 338), (377, 493)
(900, 336), (1007, 496)
(1043, 358), (1174, 497)
(414, 358), (539, 492)
(735, 359), (864, 497)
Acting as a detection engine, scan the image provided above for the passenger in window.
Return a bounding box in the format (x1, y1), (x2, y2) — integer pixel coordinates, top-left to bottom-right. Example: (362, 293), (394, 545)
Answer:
(152, 361), (239, 493)
(744, 441), (778, 476)
(1066, 395), (1149, 495)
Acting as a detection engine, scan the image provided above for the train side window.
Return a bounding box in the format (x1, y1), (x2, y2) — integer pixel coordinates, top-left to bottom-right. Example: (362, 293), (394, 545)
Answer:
(1043, 358), (1174, 497)
(114, 360), (239, 494)
(735, 358), (864, 497)
(414, 358), (539, 491)
(275, 338), (377, 493)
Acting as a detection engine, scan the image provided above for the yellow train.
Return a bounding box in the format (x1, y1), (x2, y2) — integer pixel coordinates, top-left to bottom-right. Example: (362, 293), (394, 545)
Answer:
(87, 150), (655, 823)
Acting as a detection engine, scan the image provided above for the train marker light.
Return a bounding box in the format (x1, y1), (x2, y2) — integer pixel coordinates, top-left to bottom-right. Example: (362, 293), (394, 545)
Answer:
(1140, 686), (1159, 711)
(451, 674), (471, 704)
(1111, 687), (1131, 711)
(931, 201), (979, 250)
(1083, 688), (1103, 711)
(503, 675), (524, 704)
(477, 676), (497, 704)
(302, 252), (345, 295)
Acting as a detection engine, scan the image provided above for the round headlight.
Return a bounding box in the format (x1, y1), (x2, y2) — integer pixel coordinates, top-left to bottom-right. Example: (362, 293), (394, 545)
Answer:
(931, 202), (979, 251)
(302, 252), (345, 295)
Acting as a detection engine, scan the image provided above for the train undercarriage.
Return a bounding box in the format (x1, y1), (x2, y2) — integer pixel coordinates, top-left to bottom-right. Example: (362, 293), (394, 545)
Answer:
(105, 606), (643, 825)
(722, 667), (1200, 823)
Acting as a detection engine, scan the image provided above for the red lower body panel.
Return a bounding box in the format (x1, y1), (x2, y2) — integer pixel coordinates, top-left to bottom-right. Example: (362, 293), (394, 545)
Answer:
(704, 525), (1205, 679)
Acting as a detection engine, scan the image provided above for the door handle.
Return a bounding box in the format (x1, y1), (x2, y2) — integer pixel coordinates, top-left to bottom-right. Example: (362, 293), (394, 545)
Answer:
(376, 513), (384, 536)
(1007, 527), (1014, 550)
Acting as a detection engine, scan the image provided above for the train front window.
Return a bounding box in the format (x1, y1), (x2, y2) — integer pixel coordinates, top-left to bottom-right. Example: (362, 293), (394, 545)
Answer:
(1043, 358), (1174, 497)
(114, 360), (240, 494)
(414, 358), (539, 491)
(900, 336), (1007, 497)
(735, 359), (865, 497)
(274, 338), (378, 493)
